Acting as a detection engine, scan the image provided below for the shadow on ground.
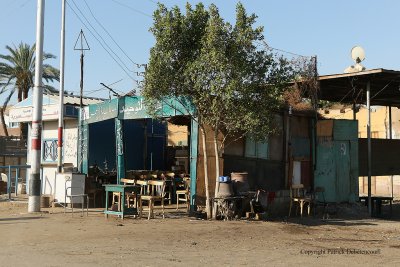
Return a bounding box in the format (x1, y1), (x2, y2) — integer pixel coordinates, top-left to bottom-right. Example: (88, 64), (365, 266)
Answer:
(0, 216), (45, 222)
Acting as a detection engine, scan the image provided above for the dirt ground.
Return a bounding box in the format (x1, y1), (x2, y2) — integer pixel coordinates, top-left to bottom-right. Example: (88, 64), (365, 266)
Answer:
(1, 198), (400, 267)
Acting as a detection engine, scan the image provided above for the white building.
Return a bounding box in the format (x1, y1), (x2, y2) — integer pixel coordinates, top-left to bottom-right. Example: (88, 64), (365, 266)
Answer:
(8, 93), (103, 200)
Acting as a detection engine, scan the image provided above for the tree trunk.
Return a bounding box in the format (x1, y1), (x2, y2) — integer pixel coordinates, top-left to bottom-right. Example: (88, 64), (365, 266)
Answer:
(0, 108), (9, 136)
(212, 128), (220, 219)
(18, 89), (22, 103)
(200, 125), (212, 219)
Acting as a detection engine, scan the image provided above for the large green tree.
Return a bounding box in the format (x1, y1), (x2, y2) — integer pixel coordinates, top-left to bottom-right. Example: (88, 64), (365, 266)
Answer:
(144, 2), (298, 218)
(0, 43), (59, 136)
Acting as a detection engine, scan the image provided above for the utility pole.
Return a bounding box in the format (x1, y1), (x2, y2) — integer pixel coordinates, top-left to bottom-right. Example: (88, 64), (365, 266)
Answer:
(74, 30), (90, 172)
(29, 0), (45, 213)
(57, 0), (66, 173)
(74, 30), (90, 108)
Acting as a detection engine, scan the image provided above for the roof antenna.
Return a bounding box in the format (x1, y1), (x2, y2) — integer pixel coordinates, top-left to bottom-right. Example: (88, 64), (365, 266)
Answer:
(74, 29), (90, 108)
(74, 29), (90, 173)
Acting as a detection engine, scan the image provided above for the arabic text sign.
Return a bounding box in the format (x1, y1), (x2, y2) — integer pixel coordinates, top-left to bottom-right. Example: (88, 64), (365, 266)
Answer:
(9, 105), (59, 122)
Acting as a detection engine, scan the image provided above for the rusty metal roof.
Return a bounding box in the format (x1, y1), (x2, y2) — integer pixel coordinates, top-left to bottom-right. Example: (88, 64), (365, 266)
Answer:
(318, 68), (400, 107)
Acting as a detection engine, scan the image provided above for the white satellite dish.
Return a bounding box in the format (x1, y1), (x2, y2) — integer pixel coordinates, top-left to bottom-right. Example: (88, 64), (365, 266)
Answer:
(351, 46), (365, 63)
(344, 46), (366, 73)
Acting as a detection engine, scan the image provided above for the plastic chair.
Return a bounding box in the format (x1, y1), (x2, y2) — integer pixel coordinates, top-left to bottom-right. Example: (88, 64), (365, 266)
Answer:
(64, 175), (89, 216)
(0, 173), (7, 182)
(288, 184), (312, 217)
(0, 173), (8, 194)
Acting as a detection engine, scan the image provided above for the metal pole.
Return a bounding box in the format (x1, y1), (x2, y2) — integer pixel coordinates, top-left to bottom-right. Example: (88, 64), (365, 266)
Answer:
(389, 105), (392, 139)
(57, 0), (66, 173)
(80, 52), (84, 108)
(353, 103), (356, 120)
(284, 109), (290, 188)
(389, 105), (394, 199)
(366, 81), (372, 216)
(15, 167), (19, 197)
(8, 165), (11, 200)
(79, 43), (84, 172)
(29, 0), (45, 212)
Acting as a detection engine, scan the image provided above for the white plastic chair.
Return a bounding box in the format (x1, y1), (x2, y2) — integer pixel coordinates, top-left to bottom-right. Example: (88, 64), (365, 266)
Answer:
(64, 175), (89, 216)
(0, 173), (7, 182)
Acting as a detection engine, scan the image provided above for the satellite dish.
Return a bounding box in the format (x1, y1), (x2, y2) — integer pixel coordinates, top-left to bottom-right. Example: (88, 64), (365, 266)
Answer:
(351, 46), (365, 63)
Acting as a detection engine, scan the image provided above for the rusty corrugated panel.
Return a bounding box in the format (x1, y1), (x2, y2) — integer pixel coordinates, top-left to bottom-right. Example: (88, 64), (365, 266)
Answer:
(317, 120), (333, 137)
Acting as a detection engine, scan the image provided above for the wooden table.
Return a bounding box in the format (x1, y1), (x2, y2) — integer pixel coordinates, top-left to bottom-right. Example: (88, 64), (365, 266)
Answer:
(359, 196), (393, 217)
(104, 184), (141, 219)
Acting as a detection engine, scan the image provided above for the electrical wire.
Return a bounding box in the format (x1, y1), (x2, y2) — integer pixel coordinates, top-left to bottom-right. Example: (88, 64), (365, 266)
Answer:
(66, 0), (138, 83)
(257, 40), (312, 59)
(70, 0), (133, 76)
(371, 80), (394, 100)
(0, 0), (33, 24)
(83, 0), (145, 69)
(111, 0), (153, 18)
(85, 78), (124, 95)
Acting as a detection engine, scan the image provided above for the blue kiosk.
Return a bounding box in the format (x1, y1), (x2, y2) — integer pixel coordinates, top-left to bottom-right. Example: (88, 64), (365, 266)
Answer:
(79, 96), (198, 210)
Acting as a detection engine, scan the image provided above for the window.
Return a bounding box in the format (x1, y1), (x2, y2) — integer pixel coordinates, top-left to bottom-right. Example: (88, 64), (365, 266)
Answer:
(245, 137), (269, 159)
(371, 131), (379, 138)
(8, 122), (19, 128)
(42, 139), (58, 162)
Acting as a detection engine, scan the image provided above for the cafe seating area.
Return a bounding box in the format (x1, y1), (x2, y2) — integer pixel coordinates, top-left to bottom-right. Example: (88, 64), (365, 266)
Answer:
(86, 167), (190, 219)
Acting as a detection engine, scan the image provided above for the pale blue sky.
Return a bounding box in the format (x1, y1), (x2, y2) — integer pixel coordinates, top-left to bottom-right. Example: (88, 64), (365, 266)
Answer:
(1, 0), (400, 104)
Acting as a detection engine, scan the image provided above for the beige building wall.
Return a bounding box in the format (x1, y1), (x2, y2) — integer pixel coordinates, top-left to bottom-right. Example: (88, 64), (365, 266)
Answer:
(321, 106), (400, 198)
(167, 123), (188, 147)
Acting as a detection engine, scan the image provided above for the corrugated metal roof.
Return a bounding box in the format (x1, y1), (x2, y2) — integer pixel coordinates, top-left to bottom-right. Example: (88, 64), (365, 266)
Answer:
(317, 68), (400, 107)
(13, 93), (105, 108)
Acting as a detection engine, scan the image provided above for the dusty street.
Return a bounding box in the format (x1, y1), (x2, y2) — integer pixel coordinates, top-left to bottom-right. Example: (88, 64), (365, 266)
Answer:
(1, 201), (400, 267)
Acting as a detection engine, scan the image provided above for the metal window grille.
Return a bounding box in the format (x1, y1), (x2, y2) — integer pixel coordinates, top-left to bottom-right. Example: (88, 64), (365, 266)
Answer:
(43, 140), (58, 162)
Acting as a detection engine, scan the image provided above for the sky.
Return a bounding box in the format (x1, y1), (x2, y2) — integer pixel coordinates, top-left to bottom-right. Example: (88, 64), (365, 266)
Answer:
(1, 0), (400, 104)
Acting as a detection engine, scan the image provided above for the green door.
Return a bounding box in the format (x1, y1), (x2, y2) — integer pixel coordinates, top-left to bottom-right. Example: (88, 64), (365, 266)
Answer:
(335, 141), (350, 202)
(315, 138), (336, 202)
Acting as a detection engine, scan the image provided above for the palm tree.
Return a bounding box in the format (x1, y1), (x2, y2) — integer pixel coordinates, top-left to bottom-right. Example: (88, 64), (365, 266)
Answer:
(0, 43), (59, 136)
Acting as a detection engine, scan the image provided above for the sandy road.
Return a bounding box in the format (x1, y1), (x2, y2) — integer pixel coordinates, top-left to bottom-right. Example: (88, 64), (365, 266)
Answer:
(1, 202), (400, 267)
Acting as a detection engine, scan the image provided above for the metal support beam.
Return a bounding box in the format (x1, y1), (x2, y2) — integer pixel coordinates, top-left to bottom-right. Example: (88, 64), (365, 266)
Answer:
(366, 81), (372, 216)
(389, 105), (392, 139)
(115, 118), (125, 184)
(389, 105), (394, 199)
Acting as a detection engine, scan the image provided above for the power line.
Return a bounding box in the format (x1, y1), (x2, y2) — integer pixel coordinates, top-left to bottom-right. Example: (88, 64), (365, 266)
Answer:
(83, 0), (145, 69)
(111, 0), (153, 18)
(70, 0), (133, 76)
(66, 0), (138, 83)
(258, 40), (311, 59)
(0, 0), (33, 24)
(85, 78), (124, 95)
